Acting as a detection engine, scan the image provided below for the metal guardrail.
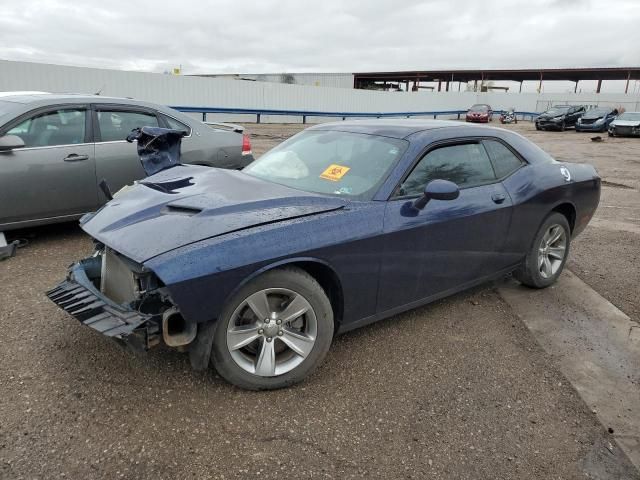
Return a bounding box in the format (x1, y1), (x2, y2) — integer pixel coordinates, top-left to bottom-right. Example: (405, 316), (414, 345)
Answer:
(170, 105), (540, 124)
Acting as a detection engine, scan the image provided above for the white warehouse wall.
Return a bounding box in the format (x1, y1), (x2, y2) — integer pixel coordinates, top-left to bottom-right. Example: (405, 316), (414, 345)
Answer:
(1, 60), (638, 123)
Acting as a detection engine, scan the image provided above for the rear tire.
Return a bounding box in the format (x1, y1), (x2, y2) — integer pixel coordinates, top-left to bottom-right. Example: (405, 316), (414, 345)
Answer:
(514, 213), (570, 289)
(211, 267), (334, 390)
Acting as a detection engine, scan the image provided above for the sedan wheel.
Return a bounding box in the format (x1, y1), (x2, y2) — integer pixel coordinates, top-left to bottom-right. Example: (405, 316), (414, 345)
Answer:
(514, 212), (570, 288)
(211, 267), (334, 390)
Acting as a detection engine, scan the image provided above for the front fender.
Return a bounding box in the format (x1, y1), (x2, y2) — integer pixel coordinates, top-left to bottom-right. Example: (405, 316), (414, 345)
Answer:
(145, 202), (384, 325)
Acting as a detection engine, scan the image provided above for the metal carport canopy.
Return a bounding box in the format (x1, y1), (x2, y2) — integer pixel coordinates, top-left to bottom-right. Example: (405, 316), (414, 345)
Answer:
(353, 67), (640, 83)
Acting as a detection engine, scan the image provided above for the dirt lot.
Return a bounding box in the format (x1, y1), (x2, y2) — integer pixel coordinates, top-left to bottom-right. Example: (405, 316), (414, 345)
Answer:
(1, 120), (639, 479)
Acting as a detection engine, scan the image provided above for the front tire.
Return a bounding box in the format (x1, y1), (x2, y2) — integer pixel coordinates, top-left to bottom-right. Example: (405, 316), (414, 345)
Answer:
(514, 213), (570, 289)
(211, 267), (334, 390)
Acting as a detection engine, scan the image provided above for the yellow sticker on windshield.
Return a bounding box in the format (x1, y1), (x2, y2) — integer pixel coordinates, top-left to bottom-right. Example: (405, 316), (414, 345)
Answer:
(320, 164), (350, 181)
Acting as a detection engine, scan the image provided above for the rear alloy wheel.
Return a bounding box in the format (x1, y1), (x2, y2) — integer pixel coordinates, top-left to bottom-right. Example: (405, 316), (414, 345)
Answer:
(514, 212), (570, 288)
(211, 267), (333, 390)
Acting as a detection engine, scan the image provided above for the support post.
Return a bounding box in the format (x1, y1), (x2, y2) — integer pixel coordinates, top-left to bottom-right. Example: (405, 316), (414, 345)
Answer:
(202, 112), (207, 122)
(538, 73), (543, 93)
(445, 81), (450, 92)
(596, 79), (602, 93)
(574, 81), (578, 93)
(473, 79), (478, 92)
(458, 81), (461, 92)
(625, 72), (630, 94)
(437, 80), (442, 92)
(257, 113), (261, 124)
(302, 115), (306, 124)
(519, 81), (523, 93)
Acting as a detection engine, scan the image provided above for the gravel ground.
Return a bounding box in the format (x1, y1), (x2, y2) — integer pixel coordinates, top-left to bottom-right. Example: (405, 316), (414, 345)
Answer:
(1, 120), (638, 479)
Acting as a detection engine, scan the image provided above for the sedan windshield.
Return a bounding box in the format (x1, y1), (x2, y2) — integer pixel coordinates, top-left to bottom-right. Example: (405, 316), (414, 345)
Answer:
(583, 108), (610, 119)
(244, 130), (408, 200)
(545, 107), (570, 116)
(469, 105), (489, 112)
(618, 112), (640, 121)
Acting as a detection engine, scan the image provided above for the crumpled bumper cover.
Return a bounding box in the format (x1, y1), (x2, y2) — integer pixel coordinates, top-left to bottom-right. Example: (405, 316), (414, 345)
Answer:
(46, 257), (160, 351)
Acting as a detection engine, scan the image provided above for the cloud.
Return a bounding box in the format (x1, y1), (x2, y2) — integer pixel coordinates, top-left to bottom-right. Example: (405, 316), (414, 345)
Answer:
(0, 0), (638, 75)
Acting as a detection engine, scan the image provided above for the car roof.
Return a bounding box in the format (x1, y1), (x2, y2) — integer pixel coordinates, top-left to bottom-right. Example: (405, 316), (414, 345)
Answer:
(0, 92), (157, 107)
(308, 119), (465, 139)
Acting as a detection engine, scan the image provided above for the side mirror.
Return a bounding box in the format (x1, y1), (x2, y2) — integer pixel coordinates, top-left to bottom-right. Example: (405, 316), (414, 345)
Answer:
(0, 135), (25, 152)
(413, 179), (460, 210)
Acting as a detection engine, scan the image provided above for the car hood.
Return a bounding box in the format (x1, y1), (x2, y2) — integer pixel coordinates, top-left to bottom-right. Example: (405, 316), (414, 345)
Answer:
(82, 165), (347, 263)
(538, 113), (565, 119)
(611, 119), (640, 127)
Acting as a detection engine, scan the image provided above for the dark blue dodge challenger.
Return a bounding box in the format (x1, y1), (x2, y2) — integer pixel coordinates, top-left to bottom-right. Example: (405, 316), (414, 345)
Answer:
(48, 120), (600, 390)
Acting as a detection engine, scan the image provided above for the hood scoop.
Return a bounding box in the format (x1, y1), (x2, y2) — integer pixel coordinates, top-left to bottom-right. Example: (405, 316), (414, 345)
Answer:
(142, 176), (195, 194)
(162, 204), (203, 216)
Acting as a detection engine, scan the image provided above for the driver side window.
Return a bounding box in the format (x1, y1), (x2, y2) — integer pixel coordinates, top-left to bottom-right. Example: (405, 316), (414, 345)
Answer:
(398, 142), (496, 197)
(7, 108), (86, 148)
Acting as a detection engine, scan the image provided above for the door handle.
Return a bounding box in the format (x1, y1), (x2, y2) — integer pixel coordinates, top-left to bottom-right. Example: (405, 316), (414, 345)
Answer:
(491, 193), (506, 204)
(64, 154), (89, 162)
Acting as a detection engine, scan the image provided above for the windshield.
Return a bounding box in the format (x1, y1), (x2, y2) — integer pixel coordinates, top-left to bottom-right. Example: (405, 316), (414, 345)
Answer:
(469, 104), (489, 112)
(545, 107), (570, 116)
(583, 108), (611, 119)
(618, 112), (640, 121)
(0, 100), (22, 129)
(244, 130), (408, 200)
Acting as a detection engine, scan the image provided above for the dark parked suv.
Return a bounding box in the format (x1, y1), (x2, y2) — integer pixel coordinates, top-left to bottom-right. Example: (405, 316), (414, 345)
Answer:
(535, 105), (585, 131)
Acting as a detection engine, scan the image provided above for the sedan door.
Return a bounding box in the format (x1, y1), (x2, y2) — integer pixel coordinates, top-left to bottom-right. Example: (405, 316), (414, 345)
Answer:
(92, 105), (160, 202)
(0, 105), (97, 226)
(377, 140), (513, 312)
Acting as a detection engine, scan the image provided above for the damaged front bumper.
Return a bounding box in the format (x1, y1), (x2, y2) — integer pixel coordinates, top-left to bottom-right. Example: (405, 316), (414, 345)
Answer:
(46, 256), (162, 352)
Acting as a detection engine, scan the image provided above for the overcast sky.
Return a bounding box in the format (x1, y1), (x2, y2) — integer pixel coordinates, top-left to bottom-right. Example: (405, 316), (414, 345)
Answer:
(1, 0), (639, 92)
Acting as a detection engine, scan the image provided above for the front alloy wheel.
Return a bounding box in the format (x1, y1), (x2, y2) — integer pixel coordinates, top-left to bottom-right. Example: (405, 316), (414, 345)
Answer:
(211, 267), (334, 390)
(226, 288), (317, 377)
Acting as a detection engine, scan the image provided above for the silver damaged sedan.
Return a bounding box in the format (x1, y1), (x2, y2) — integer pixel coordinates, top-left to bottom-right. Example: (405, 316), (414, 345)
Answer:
(0, 92), (254, 231)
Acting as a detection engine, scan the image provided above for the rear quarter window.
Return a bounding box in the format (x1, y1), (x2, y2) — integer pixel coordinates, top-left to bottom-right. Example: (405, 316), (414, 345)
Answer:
(482, 140), (523, 178)
(162, 114), (191, 135)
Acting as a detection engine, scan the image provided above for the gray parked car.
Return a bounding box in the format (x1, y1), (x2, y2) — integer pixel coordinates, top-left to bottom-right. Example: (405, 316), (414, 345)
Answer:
(608, 111), (640, 137)
(0, 93), (254, 231)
